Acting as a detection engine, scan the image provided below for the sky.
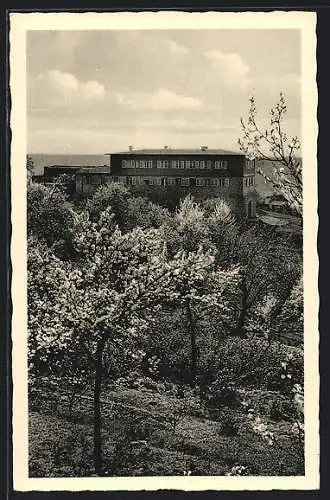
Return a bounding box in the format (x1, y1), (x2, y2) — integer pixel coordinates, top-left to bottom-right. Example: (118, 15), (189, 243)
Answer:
(27, 29), (301, 154)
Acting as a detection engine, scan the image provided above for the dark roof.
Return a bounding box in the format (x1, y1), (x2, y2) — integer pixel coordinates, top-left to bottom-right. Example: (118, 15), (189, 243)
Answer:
(76, 166), (110, 174)
(106, 148), (242, 156)
(46, 165), (106, 169)
(259, 192), (287, 202)
(45, 165), (110, 174)
(45, 165), (87, 170)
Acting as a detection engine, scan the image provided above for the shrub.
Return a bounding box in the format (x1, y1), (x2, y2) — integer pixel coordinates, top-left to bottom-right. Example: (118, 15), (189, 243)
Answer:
(269, 396), (298, 421)
(142, 309), (193, 384)
(217, 408), (243, 436)
(198, 337), (303, 401)
(107, 438), (153, 476)
(213, 430), (304, 476)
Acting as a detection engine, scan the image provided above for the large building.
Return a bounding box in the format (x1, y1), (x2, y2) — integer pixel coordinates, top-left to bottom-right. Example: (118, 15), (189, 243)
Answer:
(75, 146), (258, 217)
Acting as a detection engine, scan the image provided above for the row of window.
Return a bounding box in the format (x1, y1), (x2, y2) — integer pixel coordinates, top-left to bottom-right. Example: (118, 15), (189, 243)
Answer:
(112, 176), (231, 187)
(244, 176), (255, 187)
(86, 174), (111, 185)
(246, 159), (256, 170)
(120, 159), (228, 170)
(80, 174), (254, 188)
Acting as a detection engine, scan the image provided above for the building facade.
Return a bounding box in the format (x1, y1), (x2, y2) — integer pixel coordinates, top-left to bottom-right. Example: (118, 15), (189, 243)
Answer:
(75, 147), (258, 217)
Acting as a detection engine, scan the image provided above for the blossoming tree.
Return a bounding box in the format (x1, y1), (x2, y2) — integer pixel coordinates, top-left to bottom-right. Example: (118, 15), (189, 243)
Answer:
(238, 94), (302, 215)
(162, 196), (241, 384)
(28, 208), (237, 475)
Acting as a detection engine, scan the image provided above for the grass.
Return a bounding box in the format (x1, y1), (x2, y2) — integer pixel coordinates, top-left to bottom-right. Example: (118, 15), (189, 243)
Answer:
(28, 382), (304, 477)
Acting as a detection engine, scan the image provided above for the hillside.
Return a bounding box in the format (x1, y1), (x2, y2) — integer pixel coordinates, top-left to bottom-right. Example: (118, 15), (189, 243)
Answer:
(29, 376), (304, 477)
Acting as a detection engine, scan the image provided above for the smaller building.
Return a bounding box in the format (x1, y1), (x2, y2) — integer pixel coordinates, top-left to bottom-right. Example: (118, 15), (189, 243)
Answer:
(43, 165), (85, 178)
(257, 193), (297, 216)
(32, 165), (110, 195)
(256, 193), (302, 238)
(75, 166), (111, 195)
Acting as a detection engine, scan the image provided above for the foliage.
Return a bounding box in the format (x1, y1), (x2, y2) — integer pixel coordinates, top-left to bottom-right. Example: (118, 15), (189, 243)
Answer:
(164, 195), (213, 255)
(86, 183), (169, 231)
(164, 195), (237, 258)
(29, 382), (304, 477)
(197, 337), (303, 406)
(141, 309), (193, 384)
(272, 277), (304, 343)
(238, 94), (302, 215)
(27, 172), (304, 477)
(28, 207), (219, 368)
(217, 408), (243, 436)
(227, 223), (302, 333)
(27, 155), (35, 184)
(123, 196), (170, 231)
(85, 183), (131, 224)
(162, 198), (302, 336)
(28, 206), (229, 474)
(27, 182), (76, 259)
(27, 154), (35, 173)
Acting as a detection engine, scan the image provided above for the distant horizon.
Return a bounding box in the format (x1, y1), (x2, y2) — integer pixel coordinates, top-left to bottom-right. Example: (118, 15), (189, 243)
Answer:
(29, 152), (108, 156)
(29, 151), (301, 159)
(28, 142), (244, 156)
(28, 148), (243, 156)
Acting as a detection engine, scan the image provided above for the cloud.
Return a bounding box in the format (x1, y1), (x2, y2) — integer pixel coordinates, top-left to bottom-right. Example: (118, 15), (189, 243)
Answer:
(27, 31), (301, 154)
(204, 50), (252, 90)
(167, 39), (188, 56)
(134, 118), (236, 135)
(148, 88), (201, 111)
(33, 70), (106, 106)
(30, 69), (201, 115)
(143, 88), (201, 111)
(247, 74), (301, 119)
(258, 73), (300, 95)
(107, 88), (202, 112)
(108, 91), (135, 108)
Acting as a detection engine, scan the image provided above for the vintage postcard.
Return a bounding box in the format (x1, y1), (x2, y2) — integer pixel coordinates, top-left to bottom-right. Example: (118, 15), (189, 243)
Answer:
(10, 10), (319, 491)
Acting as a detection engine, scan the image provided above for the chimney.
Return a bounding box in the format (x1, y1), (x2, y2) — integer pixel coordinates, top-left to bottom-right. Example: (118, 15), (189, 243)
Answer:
(128, 145), (133, 152)
(200, 145), (208, 151)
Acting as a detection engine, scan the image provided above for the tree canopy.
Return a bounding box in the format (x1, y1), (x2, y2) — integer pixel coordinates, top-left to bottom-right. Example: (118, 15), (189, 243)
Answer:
(238, 94), (302, 215)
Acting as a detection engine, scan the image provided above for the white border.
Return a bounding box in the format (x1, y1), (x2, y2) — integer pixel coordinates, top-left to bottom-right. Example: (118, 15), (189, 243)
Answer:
(10, 10), (319, 491)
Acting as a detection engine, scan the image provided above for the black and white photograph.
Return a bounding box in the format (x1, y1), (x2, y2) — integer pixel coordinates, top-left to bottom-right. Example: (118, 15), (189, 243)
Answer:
(10, 11), (319, 491)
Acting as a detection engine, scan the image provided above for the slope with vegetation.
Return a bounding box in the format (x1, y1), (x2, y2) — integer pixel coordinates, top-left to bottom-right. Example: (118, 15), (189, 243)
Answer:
(27, 176), (304, 477)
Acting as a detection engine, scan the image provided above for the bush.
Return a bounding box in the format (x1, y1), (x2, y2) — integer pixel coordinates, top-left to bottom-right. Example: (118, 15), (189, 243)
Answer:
(205, 383), (241, 411)
(198, 337), (303, 401)
(29, 412), (95, 477)
(269, 395), (299, 421)
(108, 438), (153, 476)
(217, 408), (242, 436)
(142, 309), (193, 384)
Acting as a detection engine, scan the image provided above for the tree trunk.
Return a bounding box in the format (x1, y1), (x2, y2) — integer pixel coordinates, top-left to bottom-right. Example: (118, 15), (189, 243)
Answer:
(93, 336), (106, 476)
(237, 276), (248, 334)
(186, 300), (198, 387)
